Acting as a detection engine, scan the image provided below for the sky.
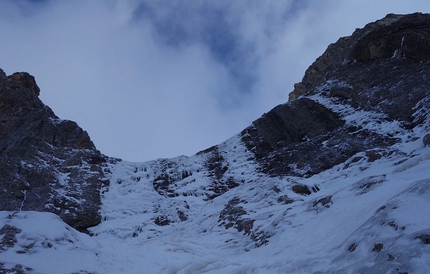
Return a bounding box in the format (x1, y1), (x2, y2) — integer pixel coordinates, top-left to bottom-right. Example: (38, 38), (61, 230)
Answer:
(0, 0), (429, 162)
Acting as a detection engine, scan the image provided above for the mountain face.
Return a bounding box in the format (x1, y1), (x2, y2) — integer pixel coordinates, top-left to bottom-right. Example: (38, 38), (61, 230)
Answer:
(1, 13), (430, 274)
(0, 70), (114, 232)
(245, 12), (430, 178)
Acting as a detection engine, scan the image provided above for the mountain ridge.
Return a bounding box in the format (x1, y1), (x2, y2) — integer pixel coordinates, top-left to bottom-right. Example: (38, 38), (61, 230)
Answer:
(1, 12), (430, 273)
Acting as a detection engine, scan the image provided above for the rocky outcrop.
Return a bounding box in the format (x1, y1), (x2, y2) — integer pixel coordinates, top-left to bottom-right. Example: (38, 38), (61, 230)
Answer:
(289, 12), (430, 100)
(218, 197), (269, 247)
(0, 69), (113, 232)
(241, 12), (430, 177)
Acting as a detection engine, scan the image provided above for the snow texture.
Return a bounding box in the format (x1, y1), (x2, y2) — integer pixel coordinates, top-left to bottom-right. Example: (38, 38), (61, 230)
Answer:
(2, 91), (430, 273)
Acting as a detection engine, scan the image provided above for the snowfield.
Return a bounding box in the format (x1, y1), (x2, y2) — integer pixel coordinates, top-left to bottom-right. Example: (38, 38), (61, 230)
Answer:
(1, 91), (430, 273)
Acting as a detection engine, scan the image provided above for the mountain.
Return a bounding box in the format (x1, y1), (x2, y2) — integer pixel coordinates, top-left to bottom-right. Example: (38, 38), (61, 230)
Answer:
(1, 12), (430, 274)
(0, 70), (114, 233)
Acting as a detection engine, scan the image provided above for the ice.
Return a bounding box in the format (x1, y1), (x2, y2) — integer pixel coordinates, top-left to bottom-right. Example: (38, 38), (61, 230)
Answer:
(2, 96), (430, 273)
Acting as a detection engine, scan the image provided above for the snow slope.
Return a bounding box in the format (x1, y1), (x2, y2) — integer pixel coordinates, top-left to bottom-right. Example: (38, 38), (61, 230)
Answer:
(2, 88), (430, 273)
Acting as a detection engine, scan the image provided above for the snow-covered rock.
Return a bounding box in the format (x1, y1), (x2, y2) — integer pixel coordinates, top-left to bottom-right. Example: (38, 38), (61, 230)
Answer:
(1, 12), (430, 274)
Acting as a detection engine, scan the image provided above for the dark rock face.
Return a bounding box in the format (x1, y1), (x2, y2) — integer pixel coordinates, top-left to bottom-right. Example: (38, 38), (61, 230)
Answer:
(152, 146), (240, 200)
(218, 197), (254, 235)
(241, 12), (430, 177)
(292, 184), (312, 196)
(312, 195), (332, 210)
(290, 12), (430, 100)
(203, 147), (240, 199)
(0, 224), (22, 250)
(218, 197), (268, 247)
(0, 70), (112, 232)
(354, 175), (386, 195)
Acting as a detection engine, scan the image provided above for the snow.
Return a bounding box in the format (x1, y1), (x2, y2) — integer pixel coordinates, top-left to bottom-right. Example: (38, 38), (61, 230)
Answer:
(0, 211), (100, 274)
(2, 93), (430, 273)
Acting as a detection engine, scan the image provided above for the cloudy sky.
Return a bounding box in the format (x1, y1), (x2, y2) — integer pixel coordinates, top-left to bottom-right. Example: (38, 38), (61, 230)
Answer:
(0, 0), (428, 161)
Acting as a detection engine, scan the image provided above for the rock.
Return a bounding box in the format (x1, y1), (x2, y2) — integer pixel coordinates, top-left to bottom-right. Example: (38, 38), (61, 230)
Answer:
(10, 72), (40, 96)
(423, 134), (430, 147)
(206, 177), (239, 200)
(154, 215), (171, 226)
(354, 175), (386, 195)
(241, 13), (430, 177)
(292, 184), (311, 196)
(218, 197), (257, 238)
(372, 242), (384, 252)
(277, 195), (294, 204)
(204, 148), (239, 199)
(151, 149), (240, 200)
(53, 120), (95, 149)
(289, 13), (430, 100)
(241, 98), (356, 176)
(348, 243), (357, 252)
(219, 197), (248, 228)
(0, 263), (34, 274)
(313, 196), (333, 209)
(177, 210), (188, 221)
(387, 220), (399, 230)
(153, 172), (177, 198)
(0, 70), (112, 232)
(0, 224), (22, 250)
(415, 234), (430, 244)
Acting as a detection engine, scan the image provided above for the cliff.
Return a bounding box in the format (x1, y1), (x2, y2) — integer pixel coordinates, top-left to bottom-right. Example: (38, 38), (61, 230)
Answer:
(0, 70), (114, 232)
